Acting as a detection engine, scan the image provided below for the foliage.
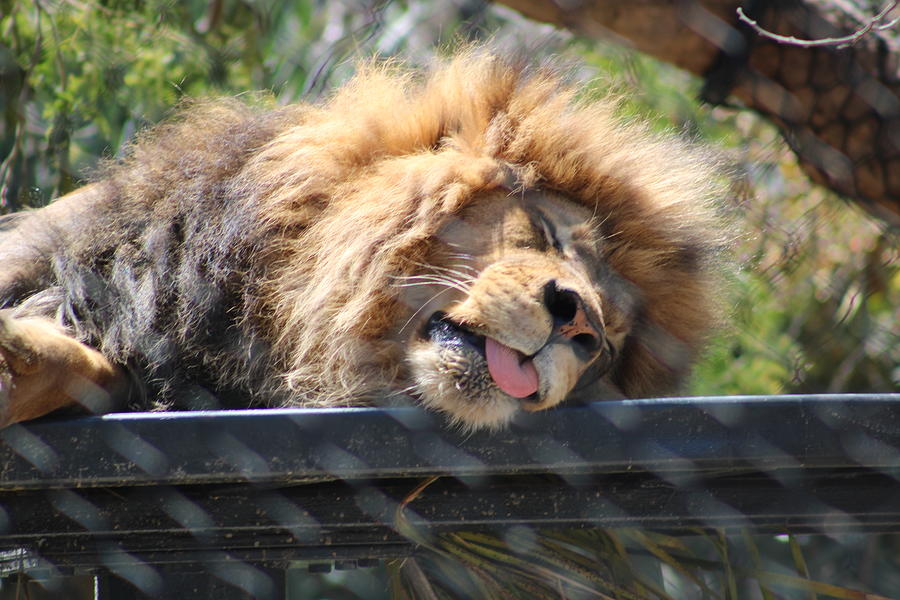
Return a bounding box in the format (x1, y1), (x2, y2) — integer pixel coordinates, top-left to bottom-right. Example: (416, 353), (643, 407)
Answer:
(2, 0), (324, 206)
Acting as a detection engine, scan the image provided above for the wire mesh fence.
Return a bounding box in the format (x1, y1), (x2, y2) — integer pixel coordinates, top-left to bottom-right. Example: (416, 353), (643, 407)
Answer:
(1, 1), (898, 598)
(1, 396), (900, 598)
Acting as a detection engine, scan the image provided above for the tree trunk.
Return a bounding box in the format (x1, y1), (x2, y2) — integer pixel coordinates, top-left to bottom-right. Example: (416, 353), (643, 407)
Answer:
(495, 0), (900, 225)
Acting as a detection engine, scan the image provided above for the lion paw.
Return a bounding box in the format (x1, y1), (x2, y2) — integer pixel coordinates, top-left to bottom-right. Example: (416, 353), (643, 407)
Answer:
(0, 311), (123, 426)
(0, 311), (42, 375)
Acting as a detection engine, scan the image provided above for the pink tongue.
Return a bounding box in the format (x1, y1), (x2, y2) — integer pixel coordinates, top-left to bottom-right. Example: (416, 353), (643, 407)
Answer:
(484, 337), (539, 399)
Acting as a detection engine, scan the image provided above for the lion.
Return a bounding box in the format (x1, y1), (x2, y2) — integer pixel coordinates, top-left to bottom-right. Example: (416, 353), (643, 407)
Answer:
(0, 49), (729, 430)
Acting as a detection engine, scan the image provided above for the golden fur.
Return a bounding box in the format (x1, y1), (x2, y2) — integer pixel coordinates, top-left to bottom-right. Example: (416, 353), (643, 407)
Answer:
(0, 49), (728, 429)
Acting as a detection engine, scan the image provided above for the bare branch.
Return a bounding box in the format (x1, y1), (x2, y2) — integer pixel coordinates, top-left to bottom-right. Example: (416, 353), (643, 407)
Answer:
(737, 1), (898, 48)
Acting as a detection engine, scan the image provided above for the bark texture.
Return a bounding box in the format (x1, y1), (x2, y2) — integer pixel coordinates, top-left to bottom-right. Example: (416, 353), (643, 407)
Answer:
(496, 0), (900, 224)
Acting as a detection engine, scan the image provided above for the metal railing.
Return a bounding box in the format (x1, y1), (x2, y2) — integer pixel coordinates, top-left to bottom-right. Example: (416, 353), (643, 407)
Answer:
(0, 394), (898, 598)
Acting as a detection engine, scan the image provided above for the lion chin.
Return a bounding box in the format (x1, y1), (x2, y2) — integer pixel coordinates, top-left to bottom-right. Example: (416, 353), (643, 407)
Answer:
(0, 48), (728, 431)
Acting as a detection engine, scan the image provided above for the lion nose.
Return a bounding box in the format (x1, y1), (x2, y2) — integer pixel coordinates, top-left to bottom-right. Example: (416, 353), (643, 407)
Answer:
(542, 281), (602, 355)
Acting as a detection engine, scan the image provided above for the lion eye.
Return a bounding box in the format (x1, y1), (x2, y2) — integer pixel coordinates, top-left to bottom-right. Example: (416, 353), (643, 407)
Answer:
(595, 337), (617, 376)
(536, 213), (563, 252)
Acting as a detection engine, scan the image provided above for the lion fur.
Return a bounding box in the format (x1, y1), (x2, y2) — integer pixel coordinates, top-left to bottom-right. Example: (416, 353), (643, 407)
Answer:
(0, 49), (729, 414)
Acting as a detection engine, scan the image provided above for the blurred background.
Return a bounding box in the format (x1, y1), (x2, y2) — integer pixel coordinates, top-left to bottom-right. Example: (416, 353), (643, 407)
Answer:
(0, 1), (897, 598)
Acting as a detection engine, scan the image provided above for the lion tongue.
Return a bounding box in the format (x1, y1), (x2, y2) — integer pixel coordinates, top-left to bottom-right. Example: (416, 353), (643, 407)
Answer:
(484, 337), (539, 399)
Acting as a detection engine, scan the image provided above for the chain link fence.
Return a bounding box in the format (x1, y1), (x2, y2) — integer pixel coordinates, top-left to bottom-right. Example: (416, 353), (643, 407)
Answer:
(0, 1), (898, 598)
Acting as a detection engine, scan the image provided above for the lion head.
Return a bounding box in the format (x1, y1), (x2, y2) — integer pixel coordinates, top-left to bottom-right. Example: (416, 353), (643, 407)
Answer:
(242, 50), (730, 429)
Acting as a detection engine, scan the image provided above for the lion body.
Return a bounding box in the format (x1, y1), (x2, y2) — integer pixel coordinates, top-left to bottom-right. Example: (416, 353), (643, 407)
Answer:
(0, 50), (728, 428)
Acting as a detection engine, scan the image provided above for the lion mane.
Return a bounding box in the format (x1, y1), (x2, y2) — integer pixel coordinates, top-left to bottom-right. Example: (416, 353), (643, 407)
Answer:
(0, 49), (728, 427)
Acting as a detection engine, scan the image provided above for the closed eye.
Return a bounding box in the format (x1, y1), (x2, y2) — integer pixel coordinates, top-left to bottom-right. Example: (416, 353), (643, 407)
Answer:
(593, 337), (617, 377)
(533, 210), (563, 252)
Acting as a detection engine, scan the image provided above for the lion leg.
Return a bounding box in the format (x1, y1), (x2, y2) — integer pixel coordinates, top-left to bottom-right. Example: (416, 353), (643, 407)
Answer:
(0, 311), (125, 426)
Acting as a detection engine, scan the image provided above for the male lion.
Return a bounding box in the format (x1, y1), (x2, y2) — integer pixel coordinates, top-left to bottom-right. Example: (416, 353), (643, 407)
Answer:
(0, 50), (728, 430)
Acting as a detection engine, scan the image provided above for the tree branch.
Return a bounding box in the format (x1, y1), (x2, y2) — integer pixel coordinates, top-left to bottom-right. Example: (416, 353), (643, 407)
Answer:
(736, 1), (898, 48)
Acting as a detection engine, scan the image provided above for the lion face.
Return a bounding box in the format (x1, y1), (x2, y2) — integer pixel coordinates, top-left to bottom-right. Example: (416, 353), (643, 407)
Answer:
(402, 189), (628, 429)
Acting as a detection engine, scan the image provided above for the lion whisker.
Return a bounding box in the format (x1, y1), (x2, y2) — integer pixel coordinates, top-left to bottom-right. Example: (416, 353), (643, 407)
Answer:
(389, 273), (464, 283)
(391, 272), (474, 293)
(407, 261), (477, 281)
(393, 281), (471, 296)
(445, 261), (479, 274)
(434, 267), (478, 282)
(391, 275), (473, 292)
(444, 252), (476, 263)
(396, 285), (458, 335)
(385, 383), (420, 400)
